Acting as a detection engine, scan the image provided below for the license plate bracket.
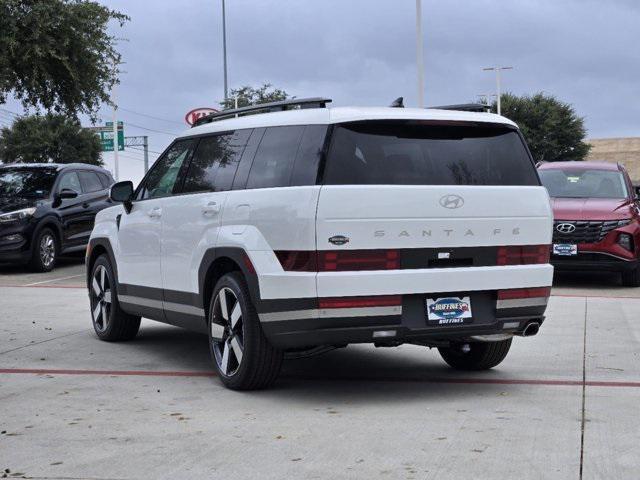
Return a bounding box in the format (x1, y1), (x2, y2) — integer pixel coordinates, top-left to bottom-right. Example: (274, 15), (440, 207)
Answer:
(426, 296), (473, 325)
(553, 243), (578, 256)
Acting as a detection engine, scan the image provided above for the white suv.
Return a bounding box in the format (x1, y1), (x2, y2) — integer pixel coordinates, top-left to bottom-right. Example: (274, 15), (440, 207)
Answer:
(86, 98), (553, 390)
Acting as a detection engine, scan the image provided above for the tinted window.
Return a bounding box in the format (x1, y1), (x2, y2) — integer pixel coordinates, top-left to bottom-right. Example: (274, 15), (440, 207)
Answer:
(246, 126), (305, 189)
(138, 139), (196, 200)
(324, 121), (539, 186)
(0, 168), (57, 198)
(182, 130), (251, 193)
(78, 171), (104, 193)
(290, 125), (328, 186)
(539, 169), (628, 199)
(232, 128), (264, 190)
(58, 172), (82, 194)
(97, 172), (113, 188)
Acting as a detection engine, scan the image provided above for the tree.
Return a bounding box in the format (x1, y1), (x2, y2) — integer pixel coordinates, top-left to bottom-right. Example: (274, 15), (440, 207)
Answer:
(0, 114), (102, 165)
(0, 0), (128, 120)
(492, 92), (591, 162)
(219, 83), (291, 110)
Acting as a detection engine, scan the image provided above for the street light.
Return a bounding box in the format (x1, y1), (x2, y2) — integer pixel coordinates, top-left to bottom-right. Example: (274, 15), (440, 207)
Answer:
(222, 0), (228, 102)
(416, 0), (424, 108)
(482, 66), (513, 115)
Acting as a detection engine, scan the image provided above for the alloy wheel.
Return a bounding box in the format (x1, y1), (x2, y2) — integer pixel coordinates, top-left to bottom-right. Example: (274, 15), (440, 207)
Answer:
(39, 234), (56, 268)
(91, 265), (112, 333)
(211, 287), (245, 377)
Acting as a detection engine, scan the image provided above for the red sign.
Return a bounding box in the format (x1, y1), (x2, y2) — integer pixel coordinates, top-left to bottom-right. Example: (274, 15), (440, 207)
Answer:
(185, 107), (218, 126)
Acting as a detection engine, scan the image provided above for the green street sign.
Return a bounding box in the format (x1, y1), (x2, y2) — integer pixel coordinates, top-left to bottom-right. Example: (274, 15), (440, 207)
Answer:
(99, 121), (124, 152)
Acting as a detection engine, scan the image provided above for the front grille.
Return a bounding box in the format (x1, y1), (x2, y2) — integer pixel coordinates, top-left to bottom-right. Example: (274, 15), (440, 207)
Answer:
(552, 220), (623, 244)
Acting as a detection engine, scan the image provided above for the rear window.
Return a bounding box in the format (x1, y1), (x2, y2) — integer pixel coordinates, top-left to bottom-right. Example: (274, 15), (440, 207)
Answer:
(323, 121), (538, 186)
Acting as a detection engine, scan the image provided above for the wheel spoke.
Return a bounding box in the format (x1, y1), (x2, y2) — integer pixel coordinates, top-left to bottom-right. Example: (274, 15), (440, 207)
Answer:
(211, 322), (225, 341)
(92, 277), (101, 296)
(220, 342), (230, 375)
(101, 305), (108, 328)
(230, 337), (243, 365)
(92, 303), (101, 322)
(218, 289), (229, 321)
(103, 290), (112, 304)
(100, 267), (106, 292)
(230, 302), (242, 329)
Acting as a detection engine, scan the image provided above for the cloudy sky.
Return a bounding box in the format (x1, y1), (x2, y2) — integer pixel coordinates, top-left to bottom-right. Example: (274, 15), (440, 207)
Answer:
(4, 0), (640, 183)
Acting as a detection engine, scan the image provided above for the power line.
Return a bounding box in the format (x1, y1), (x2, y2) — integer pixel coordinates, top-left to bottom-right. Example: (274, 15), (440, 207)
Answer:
(129, 145), (163, 155)
(118, 107), (185, 126)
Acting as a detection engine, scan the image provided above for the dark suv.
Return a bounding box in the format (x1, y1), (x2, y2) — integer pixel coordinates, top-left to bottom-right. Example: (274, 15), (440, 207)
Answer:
(0, 163), (114, 272)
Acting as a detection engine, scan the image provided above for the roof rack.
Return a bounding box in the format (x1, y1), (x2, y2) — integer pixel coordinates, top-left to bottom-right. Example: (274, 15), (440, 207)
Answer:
(429, 103), (491, 113)
(192, 97), (332, 127)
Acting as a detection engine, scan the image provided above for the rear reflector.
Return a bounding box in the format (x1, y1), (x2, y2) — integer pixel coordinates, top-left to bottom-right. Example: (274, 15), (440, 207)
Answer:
(275, 250), (400, 272)
(319, 295), (402, 309)
(497, 245), (550, 266)
(497, 287), (551, 300)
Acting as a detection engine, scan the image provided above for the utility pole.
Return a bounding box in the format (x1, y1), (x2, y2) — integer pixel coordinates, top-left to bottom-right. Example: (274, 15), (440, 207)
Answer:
(222, 0), (228, 102)
(143, 135), (149, 173)
(482, 66), (513, 115)
(415, 0), (424, 108)
(111, 63), (119, 181)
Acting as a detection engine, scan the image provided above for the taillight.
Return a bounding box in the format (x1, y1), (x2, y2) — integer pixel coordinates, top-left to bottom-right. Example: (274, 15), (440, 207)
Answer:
(318, 249), (399, 271)
(497, 287), (551, 300)
(319, 295), (402, 309)
(275, 250), (400, 272)
(497, 245), (550, 265)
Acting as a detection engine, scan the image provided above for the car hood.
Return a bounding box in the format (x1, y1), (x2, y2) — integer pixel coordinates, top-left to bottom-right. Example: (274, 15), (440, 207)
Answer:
(0, 196), (40, 215)
(550, 197), (634, 221)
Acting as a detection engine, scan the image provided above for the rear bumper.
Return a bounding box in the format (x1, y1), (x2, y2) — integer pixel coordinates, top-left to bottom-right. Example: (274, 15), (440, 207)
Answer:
(260, 291), (548, 349)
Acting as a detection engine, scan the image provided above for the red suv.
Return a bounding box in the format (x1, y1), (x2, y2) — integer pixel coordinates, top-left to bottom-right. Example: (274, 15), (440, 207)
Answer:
(538, 161), (640, 286)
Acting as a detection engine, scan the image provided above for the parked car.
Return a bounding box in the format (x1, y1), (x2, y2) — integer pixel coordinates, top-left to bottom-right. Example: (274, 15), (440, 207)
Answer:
(538, 161), (640, 286)
(86, 98), (553, 390)
(0, 163), (114, 272)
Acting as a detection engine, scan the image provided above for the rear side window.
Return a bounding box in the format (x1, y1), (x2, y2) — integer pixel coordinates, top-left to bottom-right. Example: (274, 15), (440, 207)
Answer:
(182, 130), (251, 193)
(323, 121), (539, 186)
(246, 126), (305, 189)
(290, 125), (328, 186)
(97, 172), (113, 188)
(78, 171), (104, 193)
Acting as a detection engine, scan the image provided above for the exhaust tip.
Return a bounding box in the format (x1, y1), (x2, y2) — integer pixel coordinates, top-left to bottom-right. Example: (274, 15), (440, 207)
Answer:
(522, 322), (540, 337)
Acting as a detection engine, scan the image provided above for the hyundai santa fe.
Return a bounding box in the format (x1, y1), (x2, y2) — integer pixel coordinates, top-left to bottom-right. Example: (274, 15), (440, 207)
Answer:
(538, 160), (640, 286)
(0, 163), (114, 271)
(85, 98), (554, 390)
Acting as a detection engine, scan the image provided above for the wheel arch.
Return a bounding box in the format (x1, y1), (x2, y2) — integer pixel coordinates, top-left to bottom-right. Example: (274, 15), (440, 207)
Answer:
(199, 247), (261, 326)
(86, 238), (119, 291)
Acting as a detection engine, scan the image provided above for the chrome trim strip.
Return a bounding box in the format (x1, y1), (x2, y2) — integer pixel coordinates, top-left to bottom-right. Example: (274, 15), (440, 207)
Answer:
(259, 305), (402, 322)
(118, 295), (205, 317)
(496, 297), (548, 309)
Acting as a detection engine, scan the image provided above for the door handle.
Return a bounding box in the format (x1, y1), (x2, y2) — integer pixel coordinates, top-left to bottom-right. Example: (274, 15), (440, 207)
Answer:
(148, 207), (162, 218)
(202, 201), (220, 217)
(82, 202), (90, 209)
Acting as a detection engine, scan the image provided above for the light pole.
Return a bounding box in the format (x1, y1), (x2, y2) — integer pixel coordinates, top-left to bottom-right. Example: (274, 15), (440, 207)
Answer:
(415, 0), (424, 108)
(482, 66), (513, 115)
(222, 0), (228, 102)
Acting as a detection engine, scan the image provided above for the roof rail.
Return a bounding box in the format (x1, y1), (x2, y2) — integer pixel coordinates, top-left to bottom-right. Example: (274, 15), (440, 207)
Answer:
(429, 103), (491, 113)
(192, 97), (332, 127)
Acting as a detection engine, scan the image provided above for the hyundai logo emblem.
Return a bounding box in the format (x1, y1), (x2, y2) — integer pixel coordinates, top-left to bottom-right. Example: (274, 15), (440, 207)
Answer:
(556, 223), (576, 234)
(439, 194), (464, 209)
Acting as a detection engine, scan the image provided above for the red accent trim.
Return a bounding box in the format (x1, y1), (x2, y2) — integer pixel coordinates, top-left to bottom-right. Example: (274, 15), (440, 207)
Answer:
(497, 287), (551, 300)
(275, 250), (400, 272)
(318, 295), (402, 309)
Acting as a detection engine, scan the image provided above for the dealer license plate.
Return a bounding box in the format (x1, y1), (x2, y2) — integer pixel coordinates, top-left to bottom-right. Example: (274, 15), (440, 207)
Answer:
(553, 244), (577, 256)
(426, 296), (473, 325)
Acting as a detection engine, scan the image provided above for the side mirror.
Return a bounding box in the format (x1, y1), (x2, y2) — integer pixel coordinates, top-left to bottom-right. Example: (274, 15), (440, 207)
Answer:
(110, 181), (134, 213)
(58, 188), (78, 200)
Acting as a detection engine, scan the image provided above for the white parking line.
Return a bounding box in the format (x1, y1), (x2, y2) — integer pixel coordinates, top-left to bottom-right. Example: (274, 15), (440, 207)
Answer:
(23, 274), (84, 287)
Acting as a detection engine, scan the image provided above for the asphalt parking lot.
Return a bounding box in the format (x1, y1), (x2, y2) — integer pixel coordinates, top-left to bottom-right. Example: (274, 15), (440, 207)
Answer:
(1, 264), (639, 479)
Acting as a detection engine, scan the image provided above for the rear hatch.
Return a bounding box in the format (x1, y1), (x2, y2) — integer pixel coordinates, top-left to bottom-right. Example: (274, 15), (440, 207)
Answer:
(316, 120), (552, 296)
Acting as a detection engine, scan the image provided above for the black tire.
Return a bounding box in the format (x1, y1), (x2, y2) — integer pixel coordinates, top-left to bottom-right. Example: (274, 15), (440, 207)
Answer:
(89, 254), (141, 341)
(621, 266), (640, 287)
(29, 228), (58, 272)
(208, 272), (283, 390)
(438, 338), (512, 371)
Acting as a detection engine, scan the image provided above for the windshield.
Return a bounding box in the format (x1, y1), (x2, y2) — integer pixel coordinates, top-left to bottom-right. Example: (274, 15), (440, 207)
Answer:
(539, 168), (628, 199)
(324, 121), (539, 186)
(0, 168), (58, 198)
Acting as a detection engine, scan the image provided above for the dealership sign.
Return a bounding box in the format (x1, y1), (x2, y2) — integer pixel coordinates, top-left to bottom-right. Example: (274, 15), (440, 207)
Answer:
(185, 107), (218, 126)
